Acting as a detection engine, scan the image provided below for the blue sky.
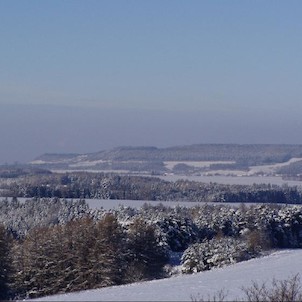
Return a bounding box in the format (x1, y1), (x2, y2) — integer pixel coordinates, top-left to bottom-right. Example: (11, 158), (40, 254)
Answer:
(1, 1), (302, 163)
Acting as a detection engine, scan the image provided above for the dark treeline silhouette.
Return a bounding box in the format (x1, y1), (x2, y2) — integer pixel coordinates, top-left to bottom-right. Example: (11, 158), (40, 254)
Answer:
(2, 172), (302, 204)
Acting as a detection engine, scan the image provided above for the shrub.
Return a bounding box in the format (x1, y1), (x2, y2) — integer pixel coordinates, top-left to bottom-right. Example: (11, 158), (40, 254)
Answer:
(191, 274), (302, 302)
(245, 228), (272, 253)
(242, 274), (302, 302)
(181, 237), (256, 274)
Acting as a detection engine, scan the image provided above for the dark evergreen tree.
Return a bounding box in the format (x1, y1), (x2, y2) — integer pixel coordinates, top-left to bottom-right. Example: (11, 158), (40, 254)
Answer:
(125, 218), (168, 281)
(0, 225), (11, 300)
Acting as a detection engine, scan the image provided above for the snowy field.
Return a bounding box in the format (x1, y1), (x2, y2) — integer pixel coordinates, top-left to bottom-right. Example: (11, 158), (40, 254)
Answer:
(51, 157), (302, 187)
(163, 160), (236, 170)
(7, 197), (301, 211)
(159, 174), (302, 186)
(85, 198), (205, 210)
(51, 171), (302, 187)
(85, 199), (300, 210)
(5, 197), (226, 210)
(31, 249), (302, 301)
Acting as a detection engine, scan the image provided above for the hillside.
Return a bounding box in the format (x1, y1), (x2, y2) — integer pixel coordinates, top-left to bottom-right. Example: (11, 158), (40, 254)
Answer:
(30, 144), (302, 176)
(32, 249), (302, 301)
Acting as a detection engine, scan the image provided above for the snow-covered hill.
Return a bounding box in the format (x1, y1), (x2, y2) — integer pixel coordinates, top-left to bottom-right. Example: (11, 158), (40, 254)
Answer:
(30, 144), (302, 177)
(32, 249), (302, 301)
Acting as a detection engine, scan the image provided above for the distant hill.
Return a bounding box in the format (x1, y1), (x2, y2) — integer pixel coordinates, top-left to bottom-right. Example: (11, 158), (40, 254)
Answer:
(29, 144), (302, 176)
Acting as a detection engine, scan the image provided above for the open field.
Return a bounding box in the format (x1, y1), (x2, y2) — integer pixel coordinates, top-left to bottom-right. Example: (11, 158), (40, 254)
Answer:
(159, 174), (302, 186)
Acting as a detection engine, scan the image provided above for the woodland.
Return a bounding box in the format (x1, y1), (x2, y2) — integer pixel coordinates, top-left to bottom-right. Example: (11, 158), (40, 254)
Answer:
(1, 171), (302, 204)
(1, 196), (302, 299)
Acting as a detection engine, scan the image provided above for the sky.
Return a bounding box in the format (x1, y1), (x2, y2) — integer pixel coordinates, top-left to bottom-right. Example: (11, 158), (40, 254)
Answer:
(1, 1), (302, 163)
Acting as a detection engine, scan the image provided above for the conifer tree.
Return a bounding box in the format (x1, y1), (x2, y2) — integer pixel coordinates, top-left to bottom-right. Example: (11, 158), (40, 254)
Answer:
(0, 225), (12, 300)
(125, 218), (168, 281)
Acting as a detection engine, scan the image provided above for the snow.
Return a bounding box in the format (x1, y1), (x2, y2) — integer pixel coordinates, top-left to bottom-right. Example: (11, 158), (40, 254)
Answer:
(85, 198), (203, 210)
(248, 157), (302, 175)
(163, 158), (302, 177)
(8, 197), (299, 211)
(30, 249), (302, 301)
(69, 159), (107, 167)
(163, 160), (236, 170)
(160, 174), (302, 186)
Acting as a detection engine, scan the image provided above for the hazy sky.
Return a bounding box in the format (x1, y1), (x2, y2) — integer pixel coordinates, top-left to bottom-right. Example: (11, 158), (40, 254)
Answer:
(1, 1), (302, 163)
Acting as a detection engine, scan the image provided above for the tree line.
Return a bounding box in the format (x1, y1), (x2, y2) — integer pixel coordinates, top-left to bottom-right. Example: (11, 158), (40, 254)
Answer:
(0, 214), (167, 300)
(2, 172), (302, 204)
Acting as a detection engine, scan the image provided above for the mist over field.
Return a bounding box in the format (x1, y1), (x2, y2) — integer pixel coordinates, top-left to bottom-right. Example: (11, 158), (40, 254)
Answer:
(1, 1), (302, 165)
(1, 103), (302, 164)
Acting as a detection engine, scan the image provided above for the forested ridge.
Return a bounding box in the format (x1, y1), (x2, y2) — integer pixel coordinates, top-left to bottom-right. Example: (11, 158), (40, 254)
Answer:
(29, 144), (302, 175)
(36, 144), (302, 164)
(1, 171), (302, 204)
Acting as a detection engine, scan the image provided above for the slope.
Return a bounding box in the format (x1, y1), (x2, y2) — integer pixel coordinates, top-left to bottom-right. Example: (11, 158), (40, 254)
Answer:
(32, 249), (302, 301)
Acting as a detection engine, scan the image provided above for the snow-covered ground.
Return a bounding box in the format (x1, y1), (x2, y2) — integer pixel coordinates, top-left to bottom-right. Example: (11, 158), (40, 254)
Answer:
(160, 174), (302, 186)
(85, 198), (204, 210)
(248, 157), (302, 175)
(163, 160), (236, 170)
(8, 197), (301, 211)
(31, 249), (302, 301)
(163, 158), (302, 177)
(7, 197), (240, 210)
(49, 157), (302, 186)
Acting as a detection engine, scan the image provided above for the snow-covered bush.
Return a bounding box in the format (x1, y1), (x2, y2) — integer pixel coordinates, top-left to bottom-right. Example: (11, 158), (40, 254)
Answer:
(181, 237), (256, 274)
(191, 204), (243, 238)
